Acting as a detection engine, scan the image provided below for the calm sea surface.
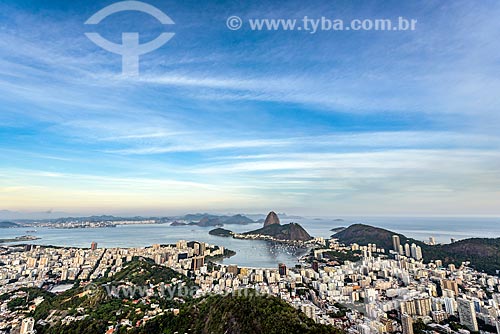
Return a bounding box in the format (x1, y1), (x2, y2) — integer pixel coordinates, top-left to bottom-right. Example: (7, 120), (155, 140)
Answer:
(1, 216), (499, 268)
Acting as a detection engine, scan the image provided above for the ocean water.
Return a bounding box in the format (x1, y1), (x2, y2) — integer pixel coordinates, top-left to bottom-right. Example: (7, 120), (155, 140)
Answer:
(1, 216), (499, 268)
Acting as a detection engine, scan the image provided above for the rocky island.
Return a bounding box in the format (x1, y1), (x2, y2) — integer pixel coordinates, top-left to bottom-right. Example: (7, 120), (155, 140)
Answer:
(208, 212), (313, 243)
(234, 211), (313, 243)
(208, 227), (234, 237)
(0, 235), (40, 244)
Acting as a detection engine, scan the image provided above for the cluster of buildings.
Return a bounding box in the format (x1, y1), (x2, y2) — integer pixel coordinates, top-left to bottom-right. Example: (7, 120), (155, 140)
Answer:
(313, 238), (500, 334)
(0, 240), (225, 332)
(1, 235), (500, 334)
(0, 243), (106, 295)
(392, 235), (423, 261)
(32, 219), (159, 229)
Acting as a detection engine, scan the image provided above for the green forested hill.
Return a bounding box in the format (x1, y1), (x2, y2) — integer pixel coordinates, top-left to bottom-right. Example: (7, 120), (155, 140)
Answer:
(334, 224), (500, 275)
(131, 291), (342, 334)
(31, 259), (340, 334)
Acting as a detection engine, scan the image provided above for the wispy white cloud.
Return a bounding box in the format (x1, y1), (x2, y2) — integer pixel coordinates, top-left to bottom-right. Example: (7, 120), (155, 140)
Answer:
(105, 131), (500, 155)
(1, 1), (500, 215)
(2, 1), (499, 120)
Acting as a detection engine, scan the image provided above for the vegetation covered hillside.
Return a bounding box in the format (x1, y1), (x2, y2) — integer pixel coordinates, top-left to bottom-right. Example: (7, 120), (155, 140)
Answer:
(32, 258), (196, 334)
(24, 259), (339, 334)
(131, 290), (342, 334)
(333, 224), (424, 250)
(334, 224), (500, 275)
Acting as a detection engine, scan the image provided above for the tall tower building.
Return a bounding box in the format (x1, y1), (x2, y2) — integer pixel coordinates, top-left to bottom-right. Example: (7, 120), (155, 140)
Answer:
(444, 297), (457, 315)
(410, 243), (417, 259)
(415, 246), (423, 260)
(415, 297), (431, 316)
(392, 235), (401, 253)
(404, 244), (411, 257)
(401, 313), (414, 334)
(312, 260), (319, 272)
(90, 241), (98, 250)
(20, 317), (35, 334)
(191, 256), (205, 270)
(61, 268), (68, 281)
(401, 300), (416, 316)
(458, 297), (479, 332)
(278, 263), (287, 276)
(441, 280), (459, 295)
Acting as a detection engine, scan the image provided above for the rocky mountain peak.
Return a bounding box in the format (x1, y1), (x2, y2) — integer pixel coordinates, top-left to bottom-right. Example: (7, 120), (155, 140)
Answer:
(263, 211), (280, 227)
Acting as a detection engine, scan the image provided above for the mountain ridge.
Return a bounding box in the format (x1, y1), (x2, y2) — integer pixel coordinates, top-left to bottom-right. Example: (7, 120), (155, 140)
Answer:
(0, 221), (19, 228)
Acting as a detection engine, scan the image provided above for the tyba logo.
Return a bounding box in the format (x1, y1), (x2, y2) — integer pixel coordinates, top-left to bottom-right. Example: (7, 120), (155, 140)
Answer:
(85, 1), (175, 76)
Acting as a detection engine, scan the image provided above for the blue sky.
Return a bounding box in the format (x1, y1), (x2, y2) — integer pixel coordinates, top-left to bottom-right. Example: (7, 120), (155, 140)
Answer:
(1, 0), (500, 217)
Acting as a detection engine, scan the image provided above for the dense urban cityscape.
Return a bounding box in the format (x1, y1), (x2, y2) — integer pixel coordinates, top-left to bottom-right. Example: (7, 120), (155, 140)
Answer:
(1, 217), (499, 334)
(2, 0), (500, 333)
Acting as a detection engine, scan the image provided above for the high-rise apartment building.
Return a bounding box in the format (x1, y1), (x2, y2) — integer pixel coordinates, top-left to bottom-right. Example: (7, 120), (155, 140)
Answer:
(392, 235), (401, 253)
(20, 317), (35, 334)
(458, 297), (479, 332)
(401, 313), (414, 334)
